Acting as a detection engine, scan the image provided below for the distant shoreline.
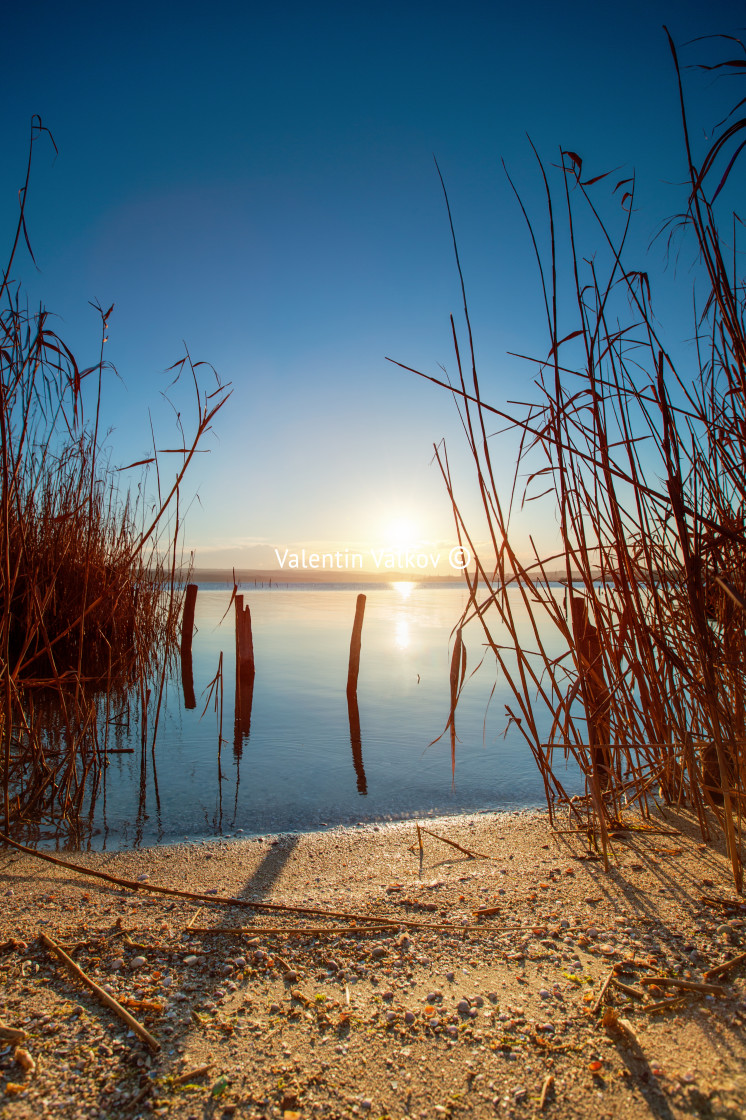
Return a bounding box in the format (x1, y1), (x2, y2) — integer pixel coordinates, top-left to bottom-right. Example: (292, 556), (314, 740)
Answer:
(180, 567), (589, 587)
(183, 567), (467, 586)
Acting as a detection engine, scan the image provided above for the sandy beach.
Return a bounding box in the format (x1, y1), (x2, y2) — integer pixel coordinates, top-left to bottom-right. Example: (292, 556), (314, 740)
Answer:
(1, 807), (745, 1120)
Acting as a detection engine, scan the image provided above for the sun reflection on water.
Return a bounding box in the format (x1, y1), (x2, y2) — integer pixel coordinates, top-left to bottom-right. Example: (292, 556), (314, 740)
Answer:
(394, 617), (411, 650)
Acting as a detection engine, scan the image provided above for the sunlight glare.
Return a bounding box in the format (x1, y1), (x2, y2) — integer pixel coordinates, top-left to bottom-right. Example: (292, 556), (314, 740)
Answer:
(395, 616), (411, 650)
(384, 517), (419, 549)
(392, 580), (416, 599)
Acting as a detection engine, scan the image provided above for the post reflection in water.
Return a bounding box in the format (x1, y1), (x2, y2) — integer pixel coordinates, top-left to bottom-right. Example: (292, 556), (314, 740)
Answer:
(233, 666), (255, 758)
(347, 690), (367, 794)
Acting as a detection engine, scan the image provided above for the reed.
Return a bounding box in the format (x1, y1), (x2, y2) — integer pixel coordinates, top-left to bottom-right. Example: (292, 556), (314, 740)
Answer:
(0, 119), (231, 840)
(394, 30), (746, 888)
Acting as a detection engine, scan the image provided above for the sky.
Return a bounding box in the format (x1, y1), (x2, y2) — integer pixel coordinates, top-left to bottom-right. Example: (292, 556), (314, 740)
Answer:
(2, 0), (743, 574)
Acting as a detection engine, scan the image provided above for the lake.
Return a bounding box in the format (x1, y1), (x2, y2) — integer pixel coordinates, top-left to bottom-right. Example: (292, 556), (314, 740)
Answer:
(84, 581), (584, 849)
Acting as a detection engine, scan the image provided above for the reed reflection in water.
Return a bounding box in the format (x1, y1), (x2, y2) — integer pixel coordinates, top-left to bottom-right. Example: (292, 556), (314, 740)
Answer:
(46, 584), (583, 849)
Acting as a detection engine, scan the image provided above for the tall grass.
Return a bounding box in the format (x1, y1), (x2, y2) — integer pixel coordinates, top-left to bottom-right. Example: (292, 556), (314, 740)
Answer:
(0, 119), (230, 840)
(394, 30), (746, 888)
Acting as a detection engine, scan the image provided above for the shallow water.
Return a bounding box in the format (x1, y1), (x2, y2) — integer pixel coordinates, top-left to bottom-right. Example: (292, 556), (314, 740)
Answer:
(82, 583), (583, 849)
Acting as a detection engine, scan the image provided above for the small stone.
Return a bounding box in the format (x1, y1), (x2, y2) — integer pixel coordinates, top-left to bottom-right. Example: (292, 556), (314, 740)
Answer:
(269, 1002), (281, 1014)
(382, 990), (394, 1002)
(284, 970), (299, 984)
(538, 988), (551, 1000)
(13, 1048), (35, 1074)
(183, 955), (198, 966)
(404, 1010), (415, 1024)
(130, 956), (147, 970)
(457, 999), (471, 1015)
(110, 958), (125, 971)
(445, 971), (455, 982)
(371, 946), (386, 960)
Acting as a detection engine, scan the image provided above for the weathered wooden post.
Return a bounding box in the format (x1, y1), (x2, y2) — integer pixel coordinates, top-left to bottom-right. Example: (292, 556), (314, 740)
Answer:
(180, 583), (198, 709)
(235, 594), (255, 678)
(570, 596), (611, 779)
(234, 595), (255, 753)
(346, 593), (366, 698)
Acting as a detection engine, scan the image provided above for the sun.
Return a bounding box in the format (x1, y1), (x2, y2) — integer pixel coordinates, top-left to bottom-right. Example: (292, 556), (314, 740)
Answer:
(383, 517), (419, 550)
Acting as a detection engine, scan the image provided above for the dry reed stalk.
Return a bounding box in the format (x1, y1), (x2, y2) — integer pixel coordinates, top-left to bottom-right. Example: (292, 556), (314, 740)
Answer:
(0, 121), (231, 840)
(390, 29), (746, 890)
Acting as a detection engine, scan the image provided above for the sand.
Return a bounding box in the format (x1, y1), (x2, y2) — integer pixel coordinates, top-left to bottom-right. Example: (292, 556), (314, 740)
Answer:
(1, 806), (745, 1119)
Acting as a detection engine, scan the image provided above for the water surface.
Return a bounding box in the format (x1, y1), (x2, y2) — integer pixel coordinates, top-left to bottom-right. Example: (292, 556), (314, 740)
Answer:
(88, 583), (582, 848)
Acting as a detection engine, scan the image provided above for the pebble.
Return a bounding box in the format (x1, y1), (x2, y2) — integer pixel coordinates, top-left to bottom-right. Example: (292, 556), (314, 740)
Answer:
(183, 955), (198, 966)
(284, 970), (299, 984)
(538, 988), (551, 1000)
(371, 946), (386, 959)
(110, 958), (124, 971)
(404, 1010), (415, 1024)
(130, 956), (147, 970)
(457, 999), (471, 1014)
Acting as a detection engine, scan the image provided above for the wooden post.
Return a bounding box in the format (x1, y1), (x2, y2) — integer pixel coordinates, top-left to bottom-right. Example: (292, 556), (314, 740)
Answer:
(346, 593), (366, 697)
(234, 595), (255, 754)
(570, 596), (611, 779)
(181, 584), (198, 710)
(235, 594), (255, 678)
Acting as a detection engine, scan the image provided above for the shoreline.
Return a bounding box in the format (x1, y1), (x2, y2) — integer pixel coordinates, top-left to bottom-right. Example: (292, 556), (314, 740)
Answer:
(2, 807), (745, 1118)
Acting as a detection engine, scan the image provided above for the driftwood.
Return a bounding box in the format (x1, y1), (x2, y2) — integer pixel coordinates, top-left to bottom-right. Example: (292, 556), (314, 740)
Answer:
(592, 968), (616, 1015)
(412, 826), (490, 860)
(704, 950), (746, 982)
(41, 933), (160, 1052)
(0, 832), (507, 934)
(639, 976), (729, 997)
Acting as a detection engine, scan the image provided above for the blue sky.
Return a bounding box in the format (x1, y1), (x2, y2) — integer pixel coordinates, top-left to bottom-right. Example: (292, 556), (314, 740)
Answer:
(2, 0), (742, 570)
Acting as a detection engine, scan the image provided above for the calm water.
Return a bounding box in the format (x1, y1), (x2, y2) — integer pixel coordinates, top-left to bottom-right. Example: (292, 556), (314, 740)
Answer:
(87, 583), (583, 849)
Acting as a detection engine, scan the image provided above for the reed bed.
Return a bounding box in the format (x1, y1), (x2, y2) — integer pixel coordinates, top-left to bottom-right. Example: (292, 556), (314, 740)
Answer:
(395, 31), (746, 888)
(0, 119), (230, 840)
